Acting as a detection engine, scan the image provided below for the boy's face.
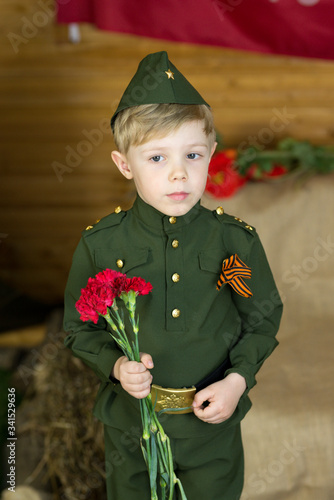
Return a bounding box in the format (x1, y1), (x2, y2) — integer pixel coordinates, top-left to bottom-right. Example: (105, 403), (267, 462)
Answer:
(112, 120), (216, 217)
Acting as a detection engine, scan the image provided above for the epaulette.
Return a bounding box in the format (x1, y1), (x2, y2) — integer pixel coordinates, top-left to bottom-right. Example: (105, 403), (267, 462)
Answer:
(82, 205), (126, 236)
(213, 206), (256, 236)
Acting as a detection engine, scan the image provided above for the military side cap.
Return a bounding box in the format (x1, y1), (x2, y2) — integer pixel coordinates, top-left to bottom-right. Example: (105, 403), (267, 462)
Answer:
(110, 51), (210, 131)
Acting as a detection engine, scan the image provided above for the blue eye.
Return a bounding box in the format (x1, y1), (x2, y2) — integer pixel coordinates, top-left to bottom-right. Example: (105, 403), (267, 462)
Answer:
(150, 155), (164, 162)
(187, 153), (200, 160)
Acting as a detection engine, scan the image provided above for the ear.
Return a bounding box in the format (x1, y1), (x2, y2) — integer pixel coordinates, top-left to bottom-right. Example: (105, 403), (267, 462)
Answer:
(209, 141), (217, 160)
(111, 151), (133, 180)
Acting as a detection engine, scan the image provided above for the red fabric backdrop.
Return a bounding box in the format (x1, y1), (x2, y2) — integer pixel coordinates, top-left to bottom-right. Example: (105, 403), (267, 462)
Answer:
(56, 0), (334, 60)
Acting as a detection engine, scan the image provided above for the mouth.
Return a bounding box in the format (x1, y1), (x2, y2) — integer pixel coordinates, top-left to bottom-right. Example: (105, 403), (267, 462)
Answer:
(167, 192), (189, 201)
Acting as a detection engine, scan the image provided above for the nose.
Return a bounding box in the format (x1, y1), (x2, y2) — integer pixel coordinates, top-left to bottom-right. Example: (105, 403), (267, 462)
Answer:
(169, 162), (188, 182)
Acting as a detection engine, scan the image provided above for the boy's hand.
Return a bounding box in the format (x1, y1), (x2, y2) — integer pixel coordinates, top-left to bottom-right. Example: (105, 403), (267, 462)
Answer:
(112, 353), (154, 399)
(192, 373), (246, 424)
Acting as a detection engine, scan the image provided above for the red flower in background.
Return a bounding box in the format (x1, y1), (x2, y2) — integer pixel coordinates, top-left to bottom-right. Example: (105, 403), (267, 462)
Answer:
(264, 164), (288, 178)
(246, 163), (288, 180)
(206, 150), (246, 198)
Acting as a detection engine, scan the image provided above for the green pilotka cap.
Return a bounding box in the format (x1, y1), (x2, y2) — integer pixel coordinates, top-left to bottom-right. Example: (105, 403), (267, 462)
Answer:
(110, 51), (210, 131)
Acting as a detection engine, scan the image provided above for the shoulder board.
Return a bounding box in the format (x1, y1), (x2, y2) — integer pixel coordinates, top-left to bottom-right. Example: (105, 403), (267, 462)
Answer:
(212, 206), (256, 235)
(82, 207), (126, 236)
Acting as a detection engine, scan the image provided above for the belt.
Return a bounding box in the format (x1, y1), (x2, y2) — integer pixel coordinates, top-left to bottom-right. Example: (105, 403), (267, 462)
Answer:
(151, 357), (232, 414)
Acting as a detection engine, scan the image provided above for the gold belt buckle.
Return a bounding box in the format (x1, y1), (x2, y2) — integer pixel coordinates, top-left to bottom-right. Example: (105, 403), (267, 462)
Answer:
(151, 384), (196, 414)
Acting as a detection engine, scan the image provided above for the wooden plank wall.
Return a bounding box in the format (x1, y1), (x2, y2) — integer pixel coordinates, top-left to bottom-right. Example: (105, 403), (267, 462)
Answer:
(1, 0), (334, 303)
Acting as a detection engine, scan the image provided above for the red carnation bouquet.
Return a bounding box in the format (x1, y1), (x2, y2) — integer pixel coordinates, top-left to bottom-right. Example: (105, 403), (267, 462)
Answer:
(76, 269), (187, 500)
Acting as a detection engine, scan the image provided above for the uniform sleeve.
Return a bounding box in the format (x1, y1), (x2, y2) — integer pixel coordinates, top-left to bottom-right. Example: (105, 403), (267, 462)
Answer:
(63, 237), (123, 383)
(225, 231), (283, 393)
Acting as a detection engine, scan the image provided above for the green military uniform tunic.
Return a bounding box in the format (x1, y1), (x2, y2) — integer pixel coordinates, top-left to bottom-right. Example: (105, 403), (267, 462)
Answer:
(64, 195), (282, 437)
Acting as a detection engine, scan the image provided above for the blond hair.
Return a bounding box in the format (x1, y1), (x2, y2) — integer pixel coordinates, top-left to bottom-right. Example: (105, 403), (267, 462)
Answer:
(113, 103), (215, 154)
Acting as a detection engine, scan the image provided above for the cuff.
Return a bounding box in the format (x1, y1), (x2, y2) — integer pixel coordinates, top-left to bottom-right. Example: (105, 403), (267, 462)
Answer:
(96, 344), (124, 383)
(224, 367), (256, 397)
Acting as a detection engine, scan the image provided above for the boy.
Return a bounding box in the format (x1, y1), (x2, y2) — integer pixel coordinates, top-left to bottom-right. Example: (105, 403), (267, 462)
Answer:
(64, 51), (283, 499)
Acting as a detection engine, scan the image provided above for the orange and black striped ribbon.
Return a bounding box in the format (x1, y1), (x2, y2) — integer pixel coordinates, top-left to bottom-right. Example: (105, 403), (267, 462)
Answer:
(216, 254), (253, 298)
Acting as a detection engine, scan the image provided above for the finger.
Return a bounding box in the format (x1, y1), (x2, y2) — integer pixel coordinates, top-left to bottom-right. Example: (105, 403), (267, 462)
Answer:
(193, 403), (217, 420)
(192, 388), (212, 408)
(123, 360), (147, 374)
(130, 386), (152, 399)
(201, 416), (224, 424)
(194, 403), (233, 423)
(124, 371), (152, 386)
(140, 352), (154, 369)
(126, 378), (152, 392)
(124, 377), (153, 398)
(193, 407), (224, 424)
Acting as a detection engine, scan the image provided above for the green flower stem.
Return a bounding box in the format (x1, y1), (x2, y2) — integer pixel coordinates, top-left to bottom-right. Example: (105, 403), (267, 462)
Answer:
(142, 438), (158, 500)
(111, 306), (129, 342)
(104, 313), (128, 347)
(103, 315), (133, 360)
(166, 437), (175, 500)
(142, 434), (152, 471)
(156, 432), (169, 477)
(144, 393), (166, 438)
(175, 478), (188, 500)
(140, 400), (150, 440)
(142, 433), (158, 500)
(149, 433), (158, 497)
(241, 150), (295, 160)
(158, 452), (168, 500)
(140, 439), (149, 467)
(153, 413), (167, 441)
(134, 331), (140, 361)
(101, 293), (188, 500)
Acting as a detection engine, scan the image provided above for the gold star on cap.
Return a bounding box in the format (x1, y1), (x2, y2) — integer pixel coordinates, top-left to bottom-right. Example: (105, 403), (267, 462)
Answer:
(165, 69), (174, 80)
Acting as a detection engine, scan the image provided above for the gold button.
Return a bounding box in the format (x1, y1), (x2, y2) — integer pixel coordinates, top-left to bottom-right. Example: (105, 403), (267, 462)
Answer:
(234, 217), (243, 222)
(172, 239), (179, 248)
(216, 206), (224, 215)
(245, 225), (253, 231)
(172, 308), (180, 318)
(85, 225), (93, 231)
(116, 259), (124, 268)
(169, 216), (177, 224)
(172, 273), (180, 283)
(115, 206), (122, 214)
(95, 219), (100, 224)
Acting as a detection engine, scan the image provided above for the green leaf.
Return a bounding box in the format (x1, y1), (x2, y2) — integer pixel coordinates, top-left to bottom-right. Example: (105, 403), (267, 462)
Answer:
(150, 435), (158, 490)
(140, 439), (148, 466)
(160, 472), (169, 484)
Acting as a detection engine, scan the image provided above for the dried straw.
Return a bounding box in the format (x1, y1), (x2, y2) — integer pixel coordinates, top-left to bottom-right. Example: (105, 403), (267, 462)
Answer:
(18, 333), (107, 500)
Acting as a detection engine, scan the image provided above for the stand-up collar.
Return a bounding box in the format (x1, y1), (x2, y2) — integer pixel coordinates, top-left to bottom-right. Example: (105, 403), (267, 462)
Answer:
(131, 196), (202, 230)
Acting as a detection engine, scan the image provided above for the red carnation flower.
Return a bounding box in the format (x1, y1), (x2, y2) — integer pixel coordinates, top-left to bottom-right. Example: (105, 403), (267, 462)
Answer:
(95, 269), (121, 284)
(75, 270), (153, 323)
(206, 150), (246, 198)
(126, 276), (153, 296)
(95, 268), (130, 297)
(76, 277), (116, 323)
